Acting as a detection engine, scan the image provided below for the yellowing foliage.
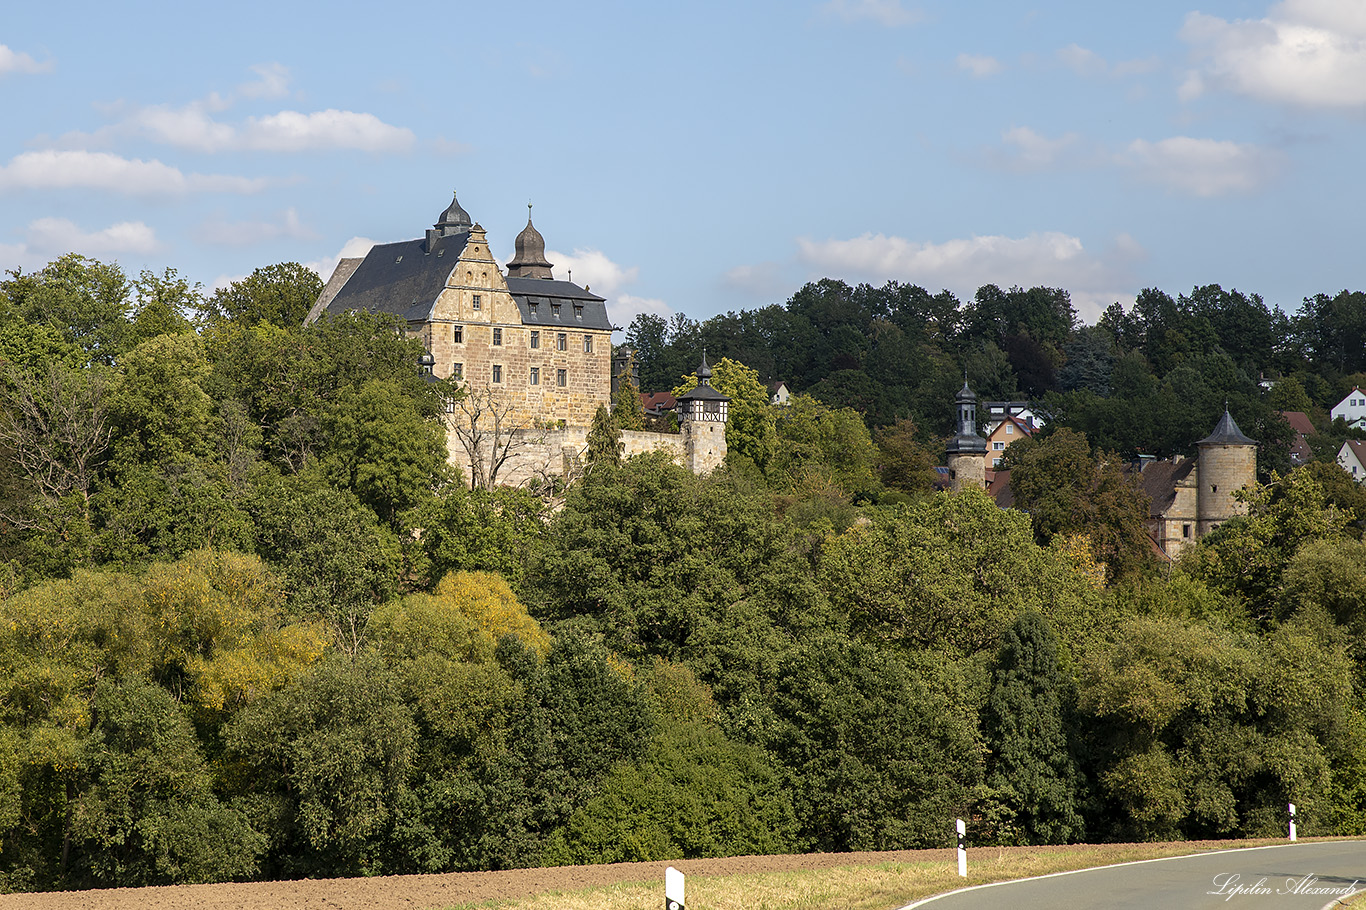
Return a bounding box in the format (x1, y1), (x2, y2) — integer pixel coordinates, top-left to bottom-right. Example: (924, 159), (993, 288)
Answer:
(1051, 532), (1109, 589)
(432, 570), (552, 657)
(189, 623), (328, 712)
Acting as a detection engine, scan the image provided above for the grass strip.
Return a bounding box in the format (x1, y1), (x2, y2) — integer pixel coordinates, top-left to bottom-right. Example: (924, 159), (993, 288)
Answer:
(439, 838), (1317, 910)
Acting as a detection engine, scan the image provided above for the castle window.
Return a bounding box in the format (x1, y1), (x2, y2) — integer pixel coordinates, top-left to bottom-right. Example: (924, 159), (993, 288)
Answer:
(472, 294), (481, 310)
(1211, 484), (1218, 493)
(574, 304), (583, 320)
(453, 325), (463, 343)
(493, 327), (502, 346)
(530, 330), (540, 349)
(492, 364), (502, 383)
(1183, 524), (1192, 538)
(583, 335), (593, 353)
(557, 333), (567, 351)
(552, 303), (561, 316)
(530, 367), (539, 385)
(530, 302), (539, 315)
(557, 368), (567, 387)
(451, 362), (463, 380)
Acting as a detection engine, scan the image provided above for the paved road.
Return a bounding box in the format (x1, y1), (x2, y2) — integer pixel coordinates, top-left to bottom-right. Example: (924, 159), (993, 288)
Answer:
(904, 841), (1366, 910)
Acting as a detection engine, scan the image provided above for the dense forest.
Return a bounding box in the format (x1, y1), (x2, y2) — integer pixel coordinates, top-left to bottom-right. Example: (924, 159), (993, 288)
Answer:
(2, 254), (1366, 892)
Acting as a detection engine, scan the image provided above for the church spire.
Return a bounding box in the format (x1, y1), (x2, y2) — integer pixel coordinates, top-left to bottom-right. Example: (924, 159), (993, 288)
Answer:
(506, 201), (555, 279)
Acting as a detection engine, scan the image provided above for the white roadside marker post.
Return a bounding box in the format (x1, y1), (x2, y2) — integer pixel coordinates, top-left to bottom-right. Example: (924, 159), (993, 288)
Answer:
(666, 866), (685, 910)
(956, 818), (967, 877)
(1289, 803), (1297, 842)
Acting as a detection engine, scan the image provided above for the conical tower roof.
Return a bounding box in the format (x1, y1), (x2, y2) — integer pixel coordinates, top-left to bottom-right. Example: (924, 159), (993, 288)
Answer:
(1198, 408), (1256, 446)
(506, 203), (554, 279)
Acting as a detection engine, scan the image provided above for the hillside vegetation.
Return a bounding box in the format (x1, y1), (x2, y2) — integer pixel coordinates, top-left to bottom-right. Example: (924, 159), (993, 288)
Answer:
(1, 256), (1365, 892)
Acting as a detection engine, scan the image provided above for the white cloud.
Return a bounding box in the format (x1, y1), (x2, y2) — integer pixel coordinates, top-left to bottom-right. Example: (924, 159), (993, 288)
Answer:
(200, 208), (314, 246)
(301, 236), (375, 291)
(1180, 2), (1366, 108)
(240, 62), (291, 99)
(723, 261), (791, 299)
(821, 0), (922, 27)
(795, 230), (1139, 323)
(956, 54), (1002, 77)
(240, 110), (415, 152)
(24, 218), (159, 256)
(1118, 137), (1281, 196)
(0, 44), (52, 75)
(998, 126), (1079, 170)
(1057, 43), (1106, 76)
(90, 103), (415, 153)
(545, 247), (639, 298)
(611, 294), (673, 335)
(0, 150), (269, 195)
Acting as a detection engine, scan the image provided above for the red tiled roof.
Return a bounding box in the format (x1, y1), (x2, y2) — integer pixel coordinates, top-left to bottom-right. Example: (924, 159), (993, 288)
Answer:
(1280, 410), (1315, 436)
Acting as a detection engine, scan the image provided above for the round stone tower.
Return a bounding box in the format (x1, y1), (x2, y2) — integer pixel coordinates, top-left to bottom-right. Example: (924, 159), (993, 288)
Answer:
(676, 352), (729, 474)
(945, 380), (988, 491)
(1196, 407), (1257, 535)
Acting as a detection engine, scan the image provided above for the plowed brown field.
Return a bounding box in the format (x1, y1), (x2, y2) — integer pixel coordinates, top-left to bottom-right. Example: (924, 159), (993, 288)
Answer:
(0, 849), (957, 910)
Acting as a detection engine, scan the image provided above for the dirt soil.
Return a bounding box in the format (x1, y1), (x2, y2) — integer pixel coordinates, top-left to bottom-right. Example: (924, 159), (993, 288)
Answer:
(0, 848), (976, 910)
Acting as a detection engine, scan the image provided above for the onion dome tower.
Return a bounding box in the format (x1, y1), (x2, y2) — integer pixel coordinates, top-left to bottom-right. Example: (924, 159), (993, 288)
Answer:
(505, 203), (555, 279)
(945, 380), (988, 491)
(1196, 407), (1257, 535)
(425, 190), (473, 250)
(676, 351), (729, 474)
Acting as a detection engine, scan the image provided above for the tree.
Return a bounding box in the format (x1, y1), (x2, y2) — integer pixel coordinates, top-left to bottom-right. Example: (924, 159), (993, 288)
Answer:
(446, 385), (552, 490)
(223, 654), (418, 878)
(769, 394), (879, 498)
(874, 417), (938, 496)
(610, 349), (646, 431)
(206, 263), (324, 329)
(981, 613), (1084, 844)
(1004, 428), (1153, 581)
(321, 378), (451, 526)
(585, 404), (623, 468)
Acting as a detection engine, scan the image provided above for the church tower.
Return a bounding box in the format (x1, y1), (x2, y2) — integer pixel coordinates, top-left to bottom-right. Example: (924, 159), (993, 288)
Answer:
(676, 352), (729, 474)
(945, 380), (988, 492)
(1196, 407), (1257, 535)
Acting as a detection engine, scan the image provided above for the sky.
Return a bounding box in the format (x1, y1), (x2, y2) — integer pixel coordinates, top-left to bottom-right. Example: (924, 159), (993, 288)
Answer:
(2, 0), (1365, 333)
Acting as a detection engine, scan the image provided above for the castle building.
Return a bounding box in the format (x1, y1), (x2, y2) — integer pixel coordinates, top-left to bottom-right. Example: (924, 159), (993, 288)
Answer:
(309, 194), (613, 428)
(1140, 408), (1257, 557)
(310, 193), (723, 486)
(945, 381), (988, 492)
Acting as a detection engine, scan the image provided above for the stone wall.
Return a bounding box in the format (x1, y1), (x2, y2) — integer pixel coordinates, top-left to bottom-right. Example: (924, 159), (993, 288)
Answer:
(446, 424), (687, 489)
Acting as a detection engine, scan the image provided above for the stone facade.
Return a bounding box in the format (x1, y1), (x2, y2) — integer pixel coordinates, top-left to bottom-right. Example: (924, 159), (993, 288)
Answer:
(1140, 409), (1257, 558)
(312, 194), (625, 486)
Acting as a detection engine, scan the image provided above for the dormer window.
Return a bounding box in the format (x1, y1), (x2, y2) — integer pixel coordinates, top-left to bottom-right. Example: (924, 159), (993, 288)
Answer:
(530, 302), (539, 315)
(574, 304), (583, 320)
(552, 303), (561, 316)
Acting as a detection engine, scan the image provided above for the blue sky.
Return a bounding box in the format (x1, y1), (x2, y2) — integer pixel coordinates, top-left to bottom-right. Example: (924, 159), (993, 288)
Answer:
(3, 0), (1365, 332)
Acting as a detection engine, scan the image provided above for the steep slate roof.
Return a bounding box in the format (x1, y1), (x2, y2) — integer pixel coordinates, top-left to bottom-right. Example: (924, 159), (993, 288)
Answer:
(507, 277), (613, 331)
(321, 234), (471, 323)
(1198, 409), (1257, 446)
(307, 256), (365, 324)
(1138, 457), (1197, 518)
(314, 235), (615, 331)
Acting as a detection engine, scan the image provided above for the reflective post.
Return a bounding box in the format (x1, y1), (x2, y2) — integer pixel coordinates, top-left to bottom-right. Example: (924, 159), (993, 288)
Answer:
(666, 866), (685, 910)
(956, 818), (967, 877)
